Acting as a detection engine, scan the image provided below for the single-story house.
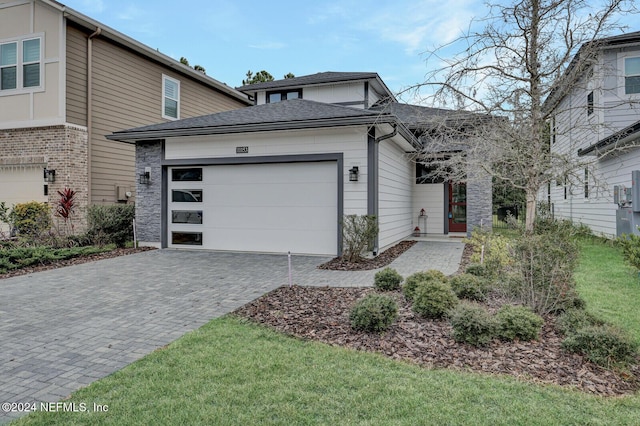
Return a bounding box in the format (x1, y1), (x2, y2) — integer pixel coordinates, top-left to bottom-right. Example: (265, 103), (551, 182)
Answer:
(108, 72), (492, 256)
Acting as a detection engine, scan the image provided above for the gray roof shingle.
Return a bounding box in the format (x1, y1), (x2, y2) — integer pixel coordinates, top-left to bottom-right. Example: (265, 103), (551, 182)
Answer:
(236, 72), (380, 92)
(108, 99), (414, 143)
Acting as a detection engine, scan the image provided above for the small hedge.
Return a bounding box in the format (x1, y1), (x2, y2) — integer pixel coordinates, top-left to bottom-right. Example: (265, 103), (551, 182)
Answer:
(0, 245), (112, 274)
(374, 267), (403, 291)
(450, 302), (496, 346)
(412, 280), (458, 319)
(555, 309), (604, 336)
(465, 263), (487, 277)
(495, 305), (544, 341)
(561, 325), (638, 367)
(87, 204), (135, 247)
(349, 294), (398, 332)
(403, 270), (448, 301)
(450, 273), (489, 302)
(9, 201), (52, 239)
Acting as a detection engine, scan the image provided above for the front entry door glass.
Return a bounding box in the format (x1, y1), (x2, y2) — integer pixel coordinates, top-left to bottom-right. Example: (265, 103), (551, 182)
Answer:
(449, 182), (467, 233)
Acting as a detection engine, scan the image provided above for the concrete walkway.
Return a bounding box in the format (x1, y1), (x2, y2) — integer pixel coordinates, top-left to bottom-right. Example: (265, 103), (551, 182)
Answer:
(0, 240), (463, 423)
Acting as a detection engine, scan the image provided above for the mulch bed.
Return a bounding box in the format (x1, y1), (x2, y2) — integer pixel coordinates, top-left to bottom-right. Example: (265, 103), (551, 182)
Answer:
(0, 246), (156, 280)
(234, 285), (640, 396)
(318, 240), (417, 270)
(237, 241), (639, 396)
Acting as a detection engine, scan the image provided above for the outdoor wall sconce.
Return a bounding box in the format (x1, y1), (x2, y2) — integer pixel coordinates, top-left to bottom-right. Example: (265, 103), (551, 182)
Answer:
(139, 167), (151, 185)
(349, 166), (359, 182)
(43, 168), (56, 183)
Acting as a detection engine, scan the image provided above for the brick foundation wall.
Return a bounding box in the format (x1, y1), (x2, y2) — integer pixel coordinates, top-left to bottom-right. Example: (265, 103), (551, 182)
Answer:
(0, 124), (89, 230)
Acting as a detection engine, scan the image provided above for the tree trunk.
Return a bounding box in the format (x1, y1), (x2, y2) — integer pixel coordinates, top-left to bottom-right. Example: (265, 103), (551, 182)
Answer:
(525, 190), (537, 233)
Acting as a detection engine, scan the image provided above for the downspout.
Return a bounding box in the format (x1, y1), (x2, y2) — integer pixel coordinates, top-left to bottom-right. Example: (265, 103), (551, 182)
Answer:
(369, 124), (398, 255)
(87, 27), (101, 205)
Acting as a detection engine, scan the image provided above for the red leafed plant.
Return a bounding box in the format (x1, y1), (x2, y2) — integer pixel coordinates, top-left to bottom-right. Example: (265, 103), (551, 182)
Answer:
(56, 188), (76, 235)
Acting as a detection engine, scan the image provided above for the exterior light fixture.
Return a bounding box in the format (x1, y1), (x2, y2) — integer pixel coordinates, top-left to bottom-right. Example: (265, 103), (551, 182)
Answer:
(349, 166), (359, 182)
(43, 168), (56, 183)
(139, 167), (151, 185)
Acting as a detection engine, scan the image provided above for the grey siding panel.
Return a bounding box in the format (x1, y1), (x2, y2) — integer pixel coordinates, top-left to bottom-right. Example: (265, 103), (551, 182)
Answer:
(87, 37), (247, 204)
(65, 26), (87, 126)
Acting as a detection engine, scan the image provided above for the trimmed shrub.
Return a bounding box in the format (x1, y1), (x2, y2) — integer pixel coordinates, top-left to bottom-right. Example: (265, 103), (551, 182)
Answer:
(87, 204), (135, 248)
(8, 201), (52, 239)
(349, 294), (398, 332)
(617, 233), (640, 271)
(465, 263), (487, 277)
(450, 302), (497, 346)
(561, 325), (638, 367)
(465, 230), (512, 277)
(341, 214), (378, 262)
(412, 280), (458, 319)
(495, 305), (544, 341)
(555, 309), (604, 336)
(403, 270), (448, 301)
(450, 273), (489, 302)
(374, 267), (403, 291)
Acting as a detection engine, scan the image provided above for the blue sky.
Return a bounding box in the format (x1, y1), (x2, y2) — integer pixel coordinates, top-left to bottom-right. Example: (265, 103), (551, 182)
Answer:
(60, 0), (485, 99)
(61, 0), (637, 104)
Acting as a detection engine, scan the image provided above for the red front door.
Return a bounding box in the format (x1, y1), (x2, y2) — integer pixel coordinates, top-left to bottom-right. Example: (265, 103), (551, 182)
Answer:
(448, 182), (467, 233)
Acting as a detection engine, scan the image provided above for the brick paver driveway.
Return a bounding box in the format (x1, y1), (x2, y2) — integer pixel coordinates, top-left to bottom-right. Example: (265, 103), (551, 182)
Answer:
(0, 241), (463, 423)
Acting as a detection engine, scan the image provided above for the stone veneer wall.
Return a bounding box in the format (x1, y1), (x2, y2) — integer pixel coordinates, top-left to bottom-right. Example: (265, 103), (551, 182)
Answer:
(135, 141), (162, 245)
(466, 151), (493, 234)
(0, 125), (89, 230)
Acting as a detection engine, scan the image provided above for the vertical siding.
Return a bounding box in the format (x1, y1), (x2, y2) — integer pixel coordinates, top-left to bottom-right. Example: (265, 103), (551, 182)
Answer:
(66, 25), (87, 126)
(378, 139), (413, 249)
(87, 36), (247, 204)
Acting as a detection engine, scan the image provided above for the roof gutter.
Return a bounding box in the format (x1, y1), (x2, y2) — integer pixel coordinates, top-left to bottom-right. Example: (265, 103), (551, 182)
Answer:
(86, 26), (101, 204)
(107, 115), (408, 143)
(369, 123), (399, 256)
(578, 120), (640, 156)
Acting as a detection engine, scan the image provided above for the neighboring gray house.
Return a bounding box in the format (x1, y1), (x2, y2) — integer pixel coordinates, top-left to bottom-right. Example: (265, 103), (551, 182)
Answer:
(544, 31), (640, 237)
(109, 72), (492, 256)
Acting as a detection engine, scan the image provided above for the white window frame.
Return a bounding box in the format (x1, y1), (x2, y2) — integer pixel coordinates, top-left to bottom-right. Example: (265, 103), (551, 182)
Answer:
(0, 33), (44, 96)
(162, 75), (180, 120)
(618, 53), (640, 97)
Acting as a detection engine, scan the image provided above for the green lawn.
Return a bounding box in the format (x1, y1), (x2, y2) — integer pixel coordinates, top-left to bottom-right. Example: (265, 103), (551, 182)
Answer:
(575, 238), (640, 344)
(14, 315), (640, 426)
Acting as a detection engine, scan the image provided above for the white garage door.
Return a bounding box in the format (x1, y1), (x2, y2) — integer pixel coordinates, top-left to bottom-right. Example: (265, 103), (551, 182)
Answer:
(0, 165), (46, 206)
(168, 162), (338, 255)
(0, 166), (47, 234)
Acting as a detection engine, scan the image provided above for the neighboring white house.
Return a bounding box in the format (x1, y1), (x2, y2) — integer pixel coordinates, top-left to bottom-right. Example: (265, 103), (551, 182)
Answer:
(109, 72), (493, 256)
(544, 31), (640, 237)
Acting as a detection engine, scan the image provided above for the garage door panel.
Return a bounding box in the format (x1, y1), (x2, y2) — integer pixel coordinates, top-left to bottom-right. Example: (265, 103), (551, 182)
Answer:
(169, 161), (338, 255)
(206, 207), (336, 230)
(201, 228), (336, 254)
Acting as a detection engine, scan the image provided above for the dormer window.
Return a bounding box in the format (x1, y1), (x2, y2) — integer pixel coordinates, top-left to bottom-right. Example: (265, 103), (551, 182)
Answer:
(267, 89), (302, 103)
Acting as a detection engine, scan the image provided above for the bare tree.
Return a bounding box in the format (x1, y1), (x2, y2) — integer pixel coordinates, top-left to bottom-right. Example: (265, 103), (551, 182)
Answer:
(405, 0), (636, 232)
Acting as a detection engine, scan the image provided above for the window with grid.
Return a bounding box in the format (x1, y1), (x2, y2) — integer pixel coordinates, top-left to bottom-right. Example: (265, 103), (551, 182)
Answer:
(163, 75), (180, 119)
(0, 36), (41, 93)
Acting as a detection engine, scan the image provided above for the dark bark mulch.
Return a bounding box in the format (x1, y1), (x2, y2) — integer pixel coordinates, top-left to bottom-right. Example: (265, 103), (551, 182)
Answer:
(0, 246), (156, 280)
(318, 240), (417, 271)
(234, 285), (640, 396)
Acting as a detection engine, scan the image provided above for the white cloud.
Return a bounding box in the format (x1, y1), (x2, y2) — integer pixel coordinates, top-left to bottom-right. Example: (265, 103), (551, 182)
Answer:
(248, 41), (286, 50)
(74, 0), (105, 14)
(117, 4), (143, 20)
(355, 0), (480, 55)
